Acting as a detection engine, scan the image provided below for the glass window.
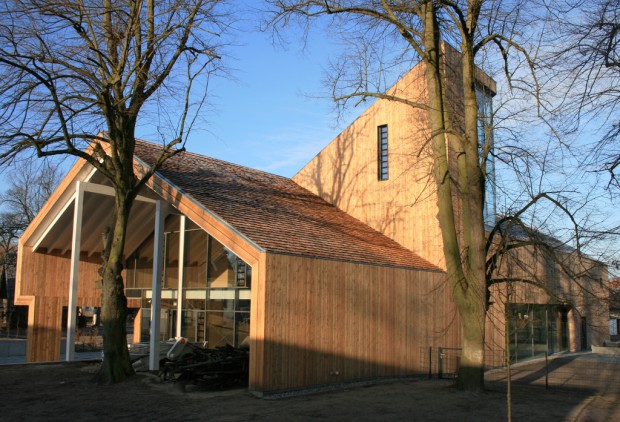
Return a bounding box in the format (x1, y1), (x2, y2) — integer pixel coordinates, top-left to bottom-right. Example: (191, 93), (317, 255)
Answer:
(378, 124), (389, 181)
(163, 231), (180, 290)
(183, 224), (208, 289)
(507, 303), (569, 363)
(125, 216), (251, 347)
(207, 237), (251, 289)
(203, 292), (250, 348)
(204, 235), (251, 347)
(125, 234), (155, 289)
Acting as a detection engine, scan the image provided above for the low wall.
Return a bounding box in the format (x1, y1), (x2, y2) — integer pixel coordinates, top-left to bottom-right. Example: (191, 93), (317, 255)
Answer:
(1, 336), (106, 359)
(0, 339), (26, 357)
(592, 345), (620, 356)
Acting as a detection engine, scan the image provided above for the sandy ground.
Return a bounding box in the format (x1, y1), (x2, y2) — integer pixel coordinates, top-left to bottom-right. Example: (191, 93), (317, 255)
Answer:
(0, 354), (618, 421)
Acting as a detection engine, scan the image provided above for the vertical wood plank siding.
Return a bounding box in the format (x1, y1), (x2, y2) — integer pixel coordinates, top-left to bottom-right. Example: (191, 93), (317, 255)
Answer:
(294, 64), (447, 270)
(19, 247), (103, 305)
(26, 296), (63, 362)
(257, 253), (458, 393)
(486, 241), (609, 357)
(18, 247), (103, 362)
(293, 44), (497, 275)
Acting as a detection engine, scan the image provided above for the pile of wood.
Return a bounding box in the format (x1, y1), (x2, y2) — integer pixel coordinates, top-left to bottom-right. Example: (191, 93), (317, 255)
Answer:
(159, 343), (249, 390)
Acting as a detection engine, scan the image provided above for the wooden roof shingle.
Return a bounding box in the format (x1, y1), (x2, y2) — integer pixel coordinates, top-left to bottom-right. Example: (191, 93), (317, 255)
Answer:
(135, 140), (441, 271)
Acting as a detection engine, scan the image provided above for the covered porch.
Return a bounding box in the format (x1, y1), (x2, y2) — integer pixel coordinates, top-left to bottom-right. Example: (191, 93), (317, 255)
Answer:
(16, 160), (259, 372)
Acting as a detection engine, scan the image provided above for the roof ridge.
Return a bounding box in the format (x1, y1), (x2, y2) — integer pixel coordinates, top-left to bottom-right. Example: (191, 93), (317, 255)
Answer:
(134, 138), (291, 182)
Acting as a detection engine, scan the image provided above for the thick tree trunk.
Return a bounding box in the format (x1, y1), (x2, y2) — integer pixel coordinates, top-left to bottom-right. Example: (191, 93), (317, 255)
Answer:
(95, 194), (134, 384)
(422, 1), (487, 391)
(456, 39), (488, 392)
(455, 297), (486, 390)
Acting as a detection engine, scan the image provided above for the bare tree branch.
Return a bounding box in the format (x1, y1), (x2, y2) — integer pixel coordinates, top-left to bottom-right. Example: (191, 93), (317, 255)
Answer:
(0, 0), (229, 384)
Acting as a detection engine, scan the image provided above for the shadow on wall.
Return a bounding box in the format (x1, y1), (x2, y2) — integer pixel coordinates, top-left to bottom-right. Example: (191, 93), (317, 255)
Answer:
(486, 237), (609, 360)
(253, 256), (460, 394)
(252, 339), (448, 396)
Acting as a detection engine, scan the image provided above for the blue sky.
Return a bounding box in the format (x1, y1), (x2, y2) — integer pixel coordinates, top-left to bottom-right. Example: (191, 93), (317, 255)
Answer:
(171, 13), (349, 178)
(0, 3), (617, 270)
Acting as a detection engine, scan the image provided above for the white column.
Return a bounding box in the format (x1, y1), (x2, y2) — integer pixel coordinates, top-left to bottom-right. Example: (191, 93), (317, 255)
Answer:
(149, 200), (165, 370)
(176, 215), (186, 338)
(66, 181), (84, 361)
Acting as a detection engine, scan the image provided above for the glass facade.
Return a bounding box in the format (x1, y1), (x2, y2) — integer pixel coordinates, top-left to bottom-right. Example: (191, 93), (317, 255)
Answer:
(507, 303), (569, 363)
(477, 86), (497, 226)
(125, 216), (251, 348)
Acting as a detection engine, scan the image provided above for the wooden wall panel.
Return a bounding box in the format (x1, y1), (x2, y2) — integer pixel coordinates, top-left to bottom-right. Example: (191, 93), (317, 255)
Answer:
(248, 253), (267, 392)
(255, 249), (607, 394)
(26, 296), (63, 362)
(19, 248), (103, 306)
(486, 241), (609, 358)
(293, 65), (447, 270)
(17, 247), (105, 362)
(293, 44), (497, 274)
(258, 253), (458, 393)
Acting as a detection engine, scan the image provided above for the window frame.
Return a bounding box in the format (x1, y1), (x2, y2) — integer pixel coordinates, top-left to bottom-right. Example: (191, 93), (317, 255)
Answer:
(378, 124), (389, 181)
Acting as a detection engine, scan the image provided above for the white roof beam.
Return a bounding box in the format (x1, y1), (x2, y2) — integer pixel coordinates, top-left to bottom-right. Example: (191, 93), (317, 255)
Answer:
(81, 182), (157, 204)
(32, 181), (157, 253)
(32, 193), (76, 252)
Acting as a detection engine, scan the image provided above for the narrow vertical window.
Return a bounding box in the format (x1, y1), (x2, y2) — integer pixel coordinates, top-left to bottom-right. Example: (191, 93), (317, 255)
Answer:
(378, 124), (388, 181)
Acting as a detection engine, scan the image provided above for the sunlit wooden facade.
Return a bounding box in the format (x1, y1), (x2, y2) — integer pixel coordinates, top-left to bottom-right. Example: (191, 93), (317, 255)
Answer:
(293, 43), (608, 367)
(16, 44), (608, 395)
(16, 139), (461, 394)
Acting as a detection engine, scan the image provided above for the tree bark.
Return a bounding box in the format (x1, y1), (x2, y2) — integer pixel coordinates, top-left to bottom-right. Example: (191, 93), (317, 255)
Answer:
(455, 300), (485, 390)
(95, 193), (134, 384)
(456, 36), (488, 391)
(423, 1), (487, 391)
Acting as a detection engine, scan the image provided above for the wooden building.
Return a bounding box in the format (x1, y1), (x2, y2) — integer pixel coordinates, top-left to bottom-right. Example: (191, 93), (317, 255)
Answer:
(293, 43), (608, 366)
(15, 44), (608, 395)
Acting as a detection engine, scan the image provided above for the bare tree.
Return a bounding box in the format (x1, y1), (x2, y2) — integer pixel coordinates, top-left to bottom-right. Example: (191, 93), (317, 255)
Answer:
(0, 159), (62, 231)
(0, 158), (62, 280)
(542, 0), (620, 304)
(268, 0), (574, 391)
(545, 0), (620, 187)
(0, 158), (61, 336)
(0, 0), (228, 383)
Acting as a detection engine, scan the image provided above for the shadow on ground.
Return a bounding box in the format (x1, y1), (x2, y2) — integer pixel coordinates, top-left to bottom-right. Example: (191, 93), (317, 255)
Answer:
(0, 352), (618, 421)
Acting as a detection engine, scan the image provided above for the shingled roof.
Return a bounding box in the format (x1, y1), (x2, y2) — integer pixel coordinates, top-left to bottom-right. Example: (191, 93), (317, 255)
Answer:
(134, 140), (440, 271)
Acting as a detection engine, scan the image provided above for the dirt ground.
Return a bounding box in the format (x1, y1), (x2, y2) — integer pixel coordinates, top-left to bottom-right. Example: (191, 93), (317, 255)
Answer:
(0, 354), (618, 421)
